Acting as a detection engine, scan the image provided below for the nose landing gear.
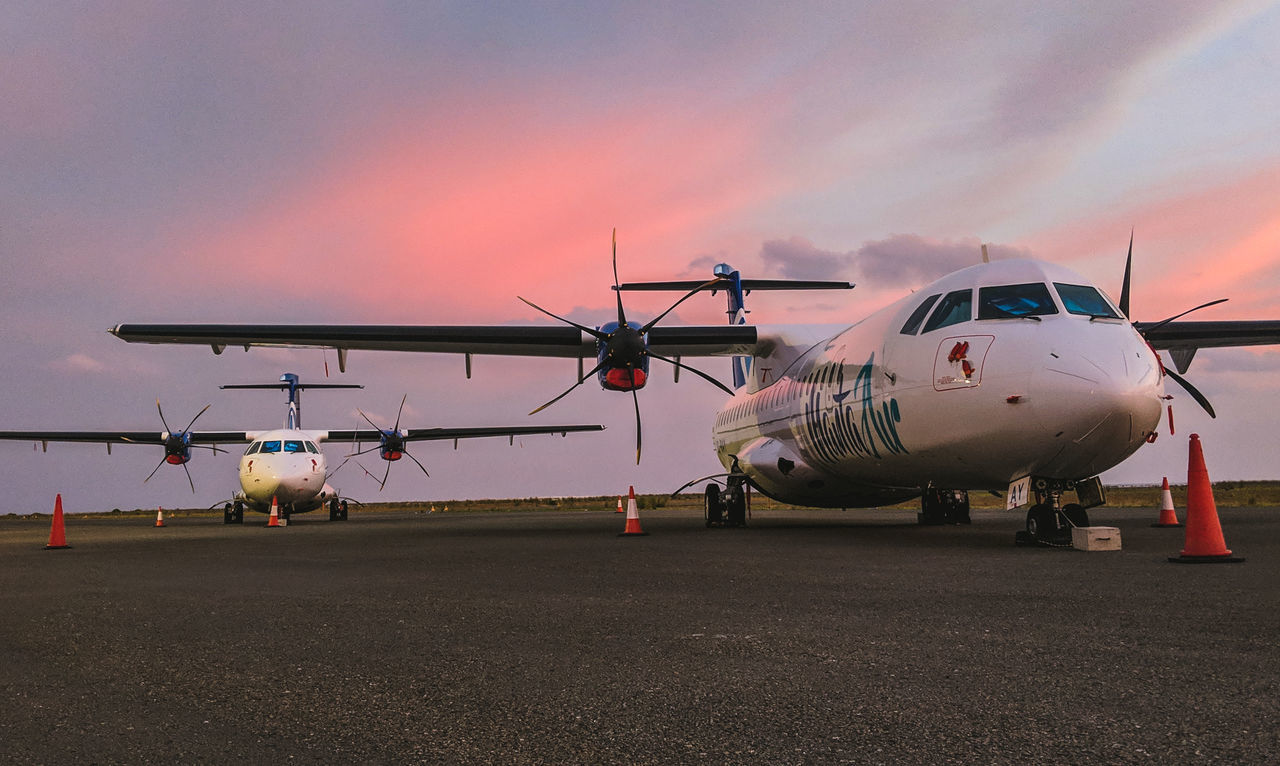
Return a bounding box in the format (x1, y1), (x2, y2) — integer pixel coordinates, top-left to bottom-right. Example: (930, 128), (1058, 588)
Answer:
(1017, 478), (1097, 546)
(705, 479), (749, 528)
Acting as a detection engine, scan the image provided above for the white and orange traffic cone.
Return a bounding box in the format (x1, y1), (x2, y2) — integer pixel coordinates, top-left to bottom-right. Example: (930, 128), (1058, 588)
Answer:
(154, 507), (166, 528)
(615, 496), (624, 513)
(267, 496), (281, 528)
(1169, 434), (1243, 563)
(618, 486), (648, 537)
(1151, 477), (1181, 528)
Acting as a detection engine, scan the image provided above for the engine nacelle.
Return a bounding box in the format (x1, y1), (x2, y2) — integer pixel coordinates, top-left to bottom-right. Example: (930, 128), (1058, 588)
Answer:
(595, 321), (650, 391)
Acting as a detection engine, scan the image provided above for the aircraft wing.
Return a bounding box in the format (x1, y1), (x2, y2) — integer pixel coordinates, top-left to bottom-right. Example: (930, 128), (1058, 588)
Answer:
(109, 324), (758, 358)
(321, 424), (604, 443)
(0, 430), (253, 445)
(1136, 320), (1280, 350)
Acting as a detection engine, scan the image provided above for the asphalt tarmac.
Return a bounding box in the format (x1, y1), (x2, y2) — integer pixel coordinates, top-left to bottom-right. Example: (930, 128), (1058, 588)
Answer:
(2, 504), (1277, 764)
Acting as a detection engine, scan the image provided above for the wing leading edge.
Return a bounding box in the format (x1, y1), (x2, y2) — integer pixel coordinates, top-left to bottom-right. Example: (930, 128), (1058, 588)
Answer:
(0, 430), (253, 445)
(321, 424), (604, 443)
(109, 324), (757, 358)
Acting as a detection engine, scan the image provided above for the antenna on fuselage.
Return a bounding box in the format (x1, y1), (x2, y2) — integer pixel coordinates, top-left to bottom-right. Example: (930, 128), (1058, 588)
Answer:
(220, 372), (363, 429)
(981, 244), (990, 264)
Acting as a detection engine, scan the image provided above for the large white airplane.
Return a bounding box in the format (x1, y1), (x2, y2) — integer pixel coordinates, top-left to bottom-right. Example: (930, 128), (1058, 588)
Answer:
(0, 373), (603, 523)
(108, 235), (1280, 541)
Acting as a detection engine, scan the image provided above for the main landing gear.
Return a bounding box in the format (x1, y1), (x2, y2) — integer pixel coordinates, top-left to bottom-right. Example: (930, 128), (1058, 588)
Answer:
(918, 488), (970, 525)
(329, 497), (349, 521)
(705, 479), (749, 528)
(223, 500), (244, 525)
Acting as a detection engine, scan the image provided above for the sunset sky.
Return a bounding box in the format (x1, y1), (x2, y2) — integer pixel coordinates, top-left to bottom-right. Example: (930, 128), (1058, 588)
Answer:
(3, 2), (1279, 513)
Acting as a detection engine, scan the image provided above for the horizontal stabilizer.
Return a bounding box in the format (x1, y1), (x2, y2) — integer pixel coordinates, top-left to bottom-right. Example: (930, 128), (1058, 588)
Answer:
(615, 278), (853, 293)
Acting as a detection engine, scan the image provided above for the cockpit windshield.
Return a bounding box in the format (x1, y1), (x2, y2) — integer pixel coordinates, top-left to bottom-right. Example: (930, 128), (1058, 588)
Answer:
(922, 289), (972, 333)
(1055, 283), (1120, 318)
(260, 441), (282, 454)
(283, 440), (305, 453)
(978, 283), (1058, 320)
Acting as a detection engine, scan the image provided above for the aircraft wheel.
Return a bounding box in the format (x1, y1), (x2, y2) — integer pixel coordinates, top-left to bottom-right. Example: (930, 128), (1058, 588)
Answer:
(225, 501), (244, 525)
(329, 498), (344, 522)
(1061, 503), (1089, 528)
(726, 485), (747, 527)
(704, 484), (724, 527)
(1025, 503), (1056, 539)
(340, 500), (348, 521)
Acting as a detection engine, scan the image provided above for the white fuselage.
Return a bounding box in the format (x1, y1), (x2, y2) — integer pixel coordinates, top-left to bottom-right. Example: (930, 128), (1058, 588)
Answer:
(237, 428), (336, 512)
(712, 259), (1165, 507)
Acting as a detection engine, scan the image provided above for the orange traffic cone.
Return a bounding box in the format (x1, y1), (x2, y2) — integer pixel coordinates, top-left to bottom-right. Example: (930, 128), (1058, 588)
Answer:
(45, 493), (71, 550)
(615, 496), (624, 513)
(1150, 478), (1182, 528)
(618, 486), (648, 537)
(155, 507), (166, 528)
(1169, 434), (1244, 563)
(267, 496), (281, 528)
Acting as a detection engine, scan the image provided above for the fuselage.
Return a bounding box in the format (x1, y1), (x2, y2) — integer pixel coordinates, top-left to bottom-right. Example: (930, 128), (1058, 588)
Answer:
(237, 428), (336, 512)
(712, 259), (1165, 507)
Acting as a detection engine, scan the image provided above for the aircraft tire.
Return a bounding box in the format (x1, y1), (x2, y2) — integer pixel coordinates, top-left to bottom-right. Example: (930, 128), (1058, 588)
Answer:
(340, 500), (348, 521)
(329, 498), (343, 522)
(1061, 503), (1089, 528)
(705, 484), (724, 527)
(225, 501), (243, 525)
(726, 485), (747, 527)
(1025, 504), (1056, 540)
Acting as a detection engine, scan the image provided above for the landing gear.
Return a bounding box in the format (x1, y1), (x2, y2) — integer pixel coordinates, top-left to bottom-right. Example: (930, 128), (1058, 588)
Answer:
(329, 498), (348, 521)
(224, 500), (244, 525)
(1019, 485), (1093, 546)
(704, 479), (749, 528)
(704, 484), (723, 527)
(918, 488), (970, 525)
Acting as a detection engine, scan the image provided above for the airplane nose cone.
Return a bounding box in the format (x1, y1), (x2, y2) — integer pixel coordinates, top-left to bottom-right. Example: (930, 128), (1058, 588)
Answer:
(1030, 342), (1163, 476)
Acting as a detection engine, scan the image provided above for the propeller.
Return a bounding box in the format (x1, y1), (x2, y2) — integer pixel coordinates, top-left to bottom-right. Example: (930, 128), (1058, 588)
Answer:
(1120, 235), (1223, 419)
(342, 395), (430, 490)
(123, 399), (219, 493)
(518, 229), (733, 464)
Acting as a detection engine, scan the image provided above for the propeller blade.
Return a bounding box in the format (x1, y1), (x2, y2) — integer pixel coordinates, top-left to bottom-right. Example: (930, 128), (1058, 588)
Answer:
(1164, 368), (1216, 418)
(181, 403), (213, 433)
(379, 459), (392, 492)
(393, 393), (407, 431)
(640, 278), (724, 334)
(155, 399), (172, 434)
(1140, 298), (1229, 335)
(1119, 229), (1133, 318)
(630, 368), (642, 465)
(517, 297), (606, 339)
(143, 456), (167, 484)
(648, 351), (735, 395)
(181, 461), (196, 494)
(529, 358), (610, 415)
(612, 228), (629, 327)
(356, 408), (384, 432)
(403, 449), (431, 478)
(345, 443), (386, 458)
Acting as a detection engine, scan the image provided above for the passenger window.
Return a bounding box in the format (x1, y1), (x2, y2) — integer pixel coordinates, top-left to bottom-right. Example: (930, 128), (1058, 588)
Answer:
(1054, 283), (1120, 318)
(900, 294), (941, 335)
(284, 440), (304, 453)
(978, 283), (1058, 320)
(260, 441), (281, 454)
(922, 290), (972, 333)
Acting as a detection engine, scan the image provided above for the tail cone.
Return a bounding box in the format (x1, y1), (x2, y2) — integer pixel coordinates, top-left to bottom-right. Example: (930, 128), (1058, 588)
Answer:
(1169, 435), (1244, 563)
(45, 494), (71, 550)
(1151, 477), (1182, 528)
(618, 486), (648, 537)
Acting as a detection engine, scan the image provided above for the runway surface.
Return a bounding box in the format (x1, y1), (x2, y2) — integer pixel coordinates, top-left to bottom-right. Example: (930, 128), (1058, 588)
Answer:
(2, 505), (1278, 764)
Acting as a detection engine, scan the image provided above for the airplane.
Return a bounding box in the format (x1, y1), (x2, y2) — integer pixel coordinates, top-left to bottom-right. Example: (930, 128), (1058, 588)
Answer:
(0, 372), (603, 523)
(107, 234), (1280, 541)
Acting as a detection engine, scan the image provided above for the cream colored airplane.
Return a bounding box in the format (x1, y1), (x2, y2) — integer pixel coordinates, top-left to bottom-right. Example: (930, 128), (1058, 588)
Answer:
(0, 373), (602, 522)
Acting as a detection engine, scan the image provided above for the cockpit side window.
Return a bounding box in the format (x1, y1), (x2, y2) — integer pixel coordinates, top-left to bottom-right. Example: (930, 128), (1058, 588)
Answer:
(1054, 283), (1120, 318)
(245, 442), (261, 455)
(900, 294), (941, 335)
(260, 440), (282, 454)
(977, 283), (1059, 320)
(284, 440), (304, 453)
(304, 441), (319, 453)
(922, 289), (972, 333)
